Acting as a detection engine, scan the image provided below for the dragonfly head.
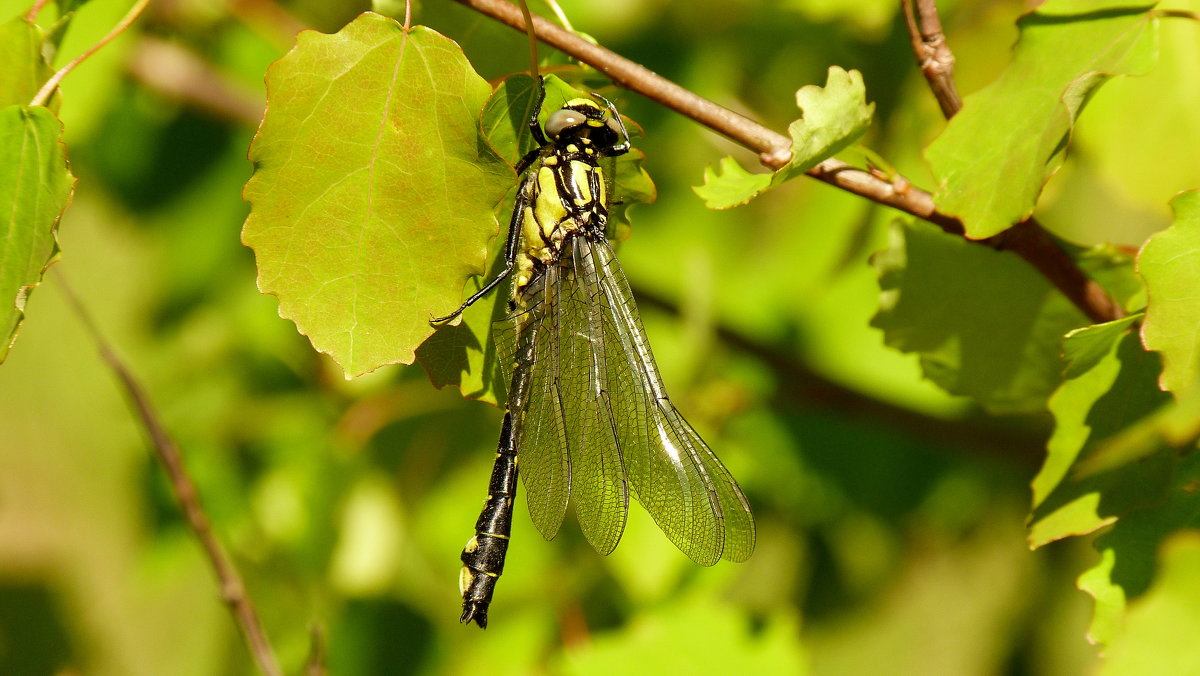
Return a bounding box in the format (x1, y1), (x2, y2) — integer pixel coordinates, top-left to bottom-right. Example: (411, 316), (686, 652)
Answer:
(544, 97), (625, 150)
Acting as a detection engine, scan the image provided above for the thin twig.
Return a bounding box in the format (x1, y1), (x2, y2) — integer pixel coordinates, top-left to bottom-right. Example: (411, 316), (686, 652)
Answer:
(902, 0), (962, 117)
(450, 0), (1122, 324)
(25, 0), (52, 21)
(517, 0), (539, 80)
(29, 0), (152, 107)
(54, 271), (284, 676)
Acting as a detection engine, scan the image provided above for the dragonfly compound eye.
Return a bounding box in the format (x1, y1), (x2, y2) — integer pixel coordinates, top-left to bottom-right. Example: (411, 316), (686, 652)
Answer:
(545, 109), (586, 139)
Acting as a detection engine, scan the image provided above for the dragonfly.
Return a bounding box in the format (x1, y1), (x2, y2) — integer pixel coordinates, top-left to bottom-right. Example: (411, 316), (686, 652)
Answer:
(433, 76), (755, 628)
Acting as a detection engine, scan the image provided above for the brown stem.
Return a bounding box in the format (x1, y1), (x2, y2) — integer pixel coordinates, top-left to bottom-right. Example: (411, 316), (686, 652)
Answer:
(899, 0), (1122, 322)
(30, 0), (152, 107)
(25, 0), (52, 21)
(450, 0), (792, 165)
(901, 0), (962, 117)
(451, 0), (1122, 324)
(54, 271), (284, 676)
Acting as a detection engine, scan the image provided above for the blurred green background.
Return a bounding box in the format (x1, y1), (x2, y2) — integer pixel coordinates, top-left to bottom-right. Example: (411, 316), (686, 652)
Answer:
(3, 0), (1196, 674)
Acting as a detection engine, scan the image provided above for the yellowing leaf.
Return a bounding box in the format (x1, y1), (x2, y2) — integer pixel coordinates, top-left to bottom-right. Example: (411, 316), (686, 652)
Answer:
(242, 13), (512, 377)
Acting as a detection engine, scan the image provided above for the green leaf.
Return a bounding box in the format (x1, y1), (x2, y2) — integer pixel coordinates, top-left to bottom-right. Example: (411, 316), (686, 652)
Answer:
(1077, 383), (1200, 477)
(0, 16), (53, 107)
(1028, 326), (1172, 548)
(693, 65), (873, 209)
(1098, 530), (1200, 673)
(693, 157), (772, 211)
(1139, 190), (1200, 395)
(1062, 313), (1141, 379)
(926, 1), (1158, 239)
(0, 105), (75, 363)
(413, 237), (510, 405)
(242, 14), (513, 377)
(870, 219), (1086, 413)
(1076, 455), (1200, 651)
(480, 73), (542, 168)
(415, 74), (656, 403)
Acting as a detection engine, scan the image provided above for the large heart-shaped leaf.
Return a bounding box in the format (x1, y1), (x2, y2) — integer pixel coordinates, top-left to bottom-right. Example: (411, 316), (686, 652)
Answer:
(0, 16), (73, 363)
(0, 15), (54, 107)
(242, 12), (512, 377)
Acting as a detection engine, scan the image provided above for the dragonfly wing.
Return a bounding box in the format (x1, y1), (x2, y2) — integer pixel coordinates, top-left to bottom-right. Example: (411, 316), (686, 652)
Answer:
(556, 238), (630, 555)
(497, 274), (572, 541)
(589, 238), (756, 565)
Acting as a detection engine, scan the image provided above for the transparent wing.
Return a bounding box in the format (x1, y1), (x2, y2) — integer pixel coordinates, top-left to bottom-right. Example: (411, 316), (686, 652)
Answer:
(495, 276), (572, 542)
(586, 237), (756, 564)
(495, 242), (631, 551)
(554, 239), (629, 555)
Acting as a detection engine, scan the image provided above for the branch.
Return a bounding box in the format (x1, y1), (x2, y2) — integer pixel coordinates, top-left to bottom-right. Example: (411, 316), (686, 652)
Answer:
(451, 0), (1122, 324)
(30, 0), (152, 107)
(899, 0), (1124, 323)
(24, 0), (52, 21)
(901, 0), (962, 117)
(54, 271), (284, 676)
(633, 286), (1046, 469)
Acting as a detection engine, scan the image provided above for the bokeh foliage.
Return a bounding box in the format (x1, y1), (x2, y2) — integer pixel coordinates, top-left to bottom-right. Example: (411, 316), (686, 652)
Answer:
(3, 0), (1200, 675)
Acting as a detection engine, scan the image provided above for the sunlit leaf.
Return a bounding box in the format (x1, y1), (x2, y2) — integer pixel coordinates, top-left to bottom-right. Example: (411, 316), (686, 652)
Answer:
(871, 219), (1085, 413)
(0, 105), (75, 363)
(1077, 456), (1200, 651)
(694, 66), (873, 209)
(926, 1), (1158, 239)
(693, 157), (771, 211)
(242, 13), (512, 378)
(1028, 326), (1172, 548)
(1139, 190), (1200, 395)
(1098, 530), (1200, 673)
(1062, 313), (1141, 379)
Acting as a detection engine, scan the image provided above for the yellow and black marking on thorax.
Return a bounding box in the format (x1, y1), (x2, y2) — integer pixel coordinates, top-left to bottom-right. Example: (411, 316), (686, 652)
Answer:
(513, 97), (624, 300)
